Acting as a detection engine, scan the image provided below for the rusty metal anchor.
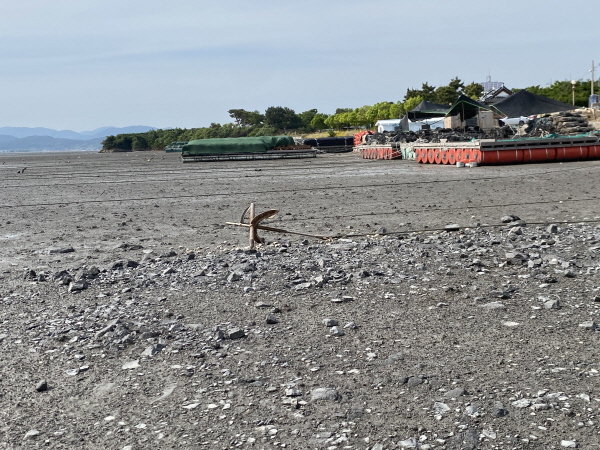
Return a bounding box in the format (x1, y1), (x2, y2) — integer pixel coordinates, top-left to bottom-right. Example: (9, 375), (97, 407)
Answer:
(226, 203), (330, 249)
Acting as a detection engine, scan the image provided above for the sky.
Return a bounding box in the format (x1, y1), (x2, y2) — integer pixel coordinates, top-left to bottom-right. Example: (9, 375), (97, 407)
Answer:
(0, 0), (598, 131)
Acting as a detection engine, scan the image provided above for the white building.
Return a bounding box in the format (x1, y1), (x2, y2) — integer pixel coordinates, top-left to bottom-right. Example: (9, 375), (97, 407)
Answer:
(375, 118), (445, 133)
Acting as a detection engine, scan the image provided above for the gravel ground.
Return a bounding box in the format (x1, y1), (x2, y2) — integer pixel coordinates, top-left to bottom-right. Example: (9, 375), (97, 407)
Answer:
(1, 151), (600, 449)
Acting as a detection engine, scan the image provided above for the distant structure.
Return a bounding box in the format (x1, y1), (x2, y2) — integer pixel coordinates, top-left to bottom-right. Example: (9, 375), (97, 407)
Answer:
(479, 85), (513, 105)
(478, 76), (513, 105)
(479, 76), (504, 92)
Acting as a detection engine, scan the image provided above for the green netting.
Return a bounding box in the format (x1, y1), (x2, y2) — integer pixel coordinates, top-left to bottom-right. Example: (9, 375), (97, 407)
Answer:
(182, 136), (294, 156)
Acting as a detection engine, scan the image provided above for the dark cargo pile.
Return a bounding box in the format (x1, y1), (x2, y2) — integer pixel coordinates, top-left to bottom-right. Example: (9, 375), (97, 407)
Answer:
(181, 136), (295, 156)
(525, 112), (595, 137)
(364, 127), (514, 146)
(296, 136), (354, 152)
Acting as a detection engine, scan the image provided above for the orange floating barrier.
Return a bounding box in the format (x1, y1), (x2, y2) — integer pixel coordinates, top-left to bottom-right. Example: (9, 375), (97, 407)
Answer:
(555, 145), (588, 161)
(434, 149), (442, 164)
(522, 147), (555, 163)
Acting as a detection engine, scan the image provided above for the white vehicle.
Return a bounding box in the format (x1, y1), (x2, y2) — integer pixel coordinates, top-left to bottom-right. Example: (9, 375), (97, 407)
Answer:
(499, 115), (536, 126)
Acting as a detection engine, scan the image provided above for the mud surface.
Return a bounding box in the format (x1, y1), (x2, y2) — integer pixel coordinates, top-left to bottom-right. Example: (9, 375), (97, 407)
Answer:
(1, 151), (600, 449)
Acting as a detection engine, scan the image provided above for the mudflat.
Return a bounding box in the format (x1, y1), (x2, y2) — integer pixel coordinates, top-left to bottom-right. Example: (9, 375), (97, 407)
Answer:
(1, 150), (600, 448)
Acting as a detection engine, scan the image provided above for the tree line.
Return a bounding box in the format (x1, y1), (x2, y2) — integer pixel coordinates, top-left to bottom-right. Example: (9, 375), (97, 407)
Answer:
(101, 77), (595, 151)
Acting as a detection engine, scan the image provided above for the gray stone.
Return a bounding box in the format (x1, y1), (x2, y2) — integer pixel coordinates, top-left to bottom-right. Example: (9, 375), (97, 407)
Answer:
(23, 429), (40, 440)
(141, 344), (165, 357)
(445, 224), (460, 231)
(383, 352), (403, 365)
(227, 328), (246, 339)
(479, 302), (506, 311)
(465, 405), (478, 416)
(492, 401), (509, 417)
(444, 387), (467, 398)
(547, 224), (559, 234)
(48, 246), (74, 254)
(406, 377), (423, 388)
(561, 440), (577, 448)
(95, 319), (120, 340)
(433, 401), (451, 415)
(505, 252), (527, 264)
(122, 360), (140, 370)
(501, 214), (520, 223)
(330, 326), (345, 336)
(323, 318), (338, 327)
(68, 281), (88, 293)
(265, 314), (279, 324)
(227, 271), (243, 282)
(284, 388), (302, 397)
(579, 321), (597, 331)
(311, 387), (340, 401)
(512, 398), (531, 408)
(508, 226), (523, 235)
(35, 380), (48, 392)
(398, 437), (417, 448)
(449, 429), (479, 450)
(543, 299), (561, 309)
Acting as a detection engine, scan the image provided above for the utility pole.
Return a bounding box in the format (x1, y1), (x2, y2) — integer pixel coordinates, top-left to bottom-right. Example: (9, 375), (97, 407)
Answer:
(592, 60), (595, 96)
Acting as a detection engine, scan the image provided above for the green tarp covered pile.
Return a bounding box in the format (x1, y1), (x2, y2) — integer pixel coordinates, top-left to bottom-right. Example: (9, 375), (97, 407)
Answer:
(182, 136), (294, 156)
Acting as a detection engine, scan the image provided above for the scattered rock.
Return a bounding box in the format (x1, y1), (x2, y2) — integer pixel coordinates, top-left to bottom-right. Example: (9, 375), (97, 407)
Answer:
(311, 387), (340, 401)
(444, 387), (467, 398)
(122, 360), (140, 370)
(479, 302), (506, 311)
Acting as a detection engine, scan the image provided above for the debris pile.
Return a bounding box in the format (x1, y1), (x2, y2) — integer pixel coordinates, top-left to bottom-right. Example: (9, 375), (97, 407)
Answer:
(527, 111), (595, 136)
(363, 126), (513, 145)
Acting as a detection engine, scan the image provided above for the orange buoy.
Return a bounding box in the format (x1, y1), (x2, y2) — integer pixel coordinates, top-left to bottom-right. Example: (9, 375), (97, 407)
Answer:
(462, 148), (473, 162)
(434, 149), (442, 164)
(447, 149), (456, 165)
(427, 148), (436, 164)
(455, 148), (464, 163)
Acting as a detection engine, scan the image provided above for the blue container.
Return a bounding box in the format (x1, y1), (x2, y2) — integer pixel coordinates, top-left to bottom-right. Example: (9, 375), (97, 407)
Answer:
(590, 94), (599, 108)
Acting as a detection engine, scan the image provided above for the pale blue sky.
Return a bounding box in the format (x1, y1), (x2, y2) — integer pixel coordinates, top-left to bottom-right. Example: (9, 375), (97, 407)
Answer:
(1, 0), (597, 131)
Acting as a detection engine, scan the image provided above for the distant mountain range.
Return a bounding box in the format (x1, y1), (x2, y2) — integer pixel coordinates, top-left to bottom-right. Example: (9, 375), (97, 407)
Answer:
(0, 126), (154, 152)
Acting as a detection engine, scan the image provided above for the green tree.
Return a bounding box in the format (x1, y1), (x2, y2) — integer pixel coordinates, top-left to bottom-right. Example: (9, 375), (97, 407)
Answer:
(264, 106), (297, 130)
(404, 96), (423, 112)
(310, 113), (328, 130)
(228, 109), (264, 126)
(434, 85), (459, 105)
(448, 77), (465, 93)
(464, 82), (483, 100)
(298, 109), (318, 130)
(404, 82), (436, 102)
